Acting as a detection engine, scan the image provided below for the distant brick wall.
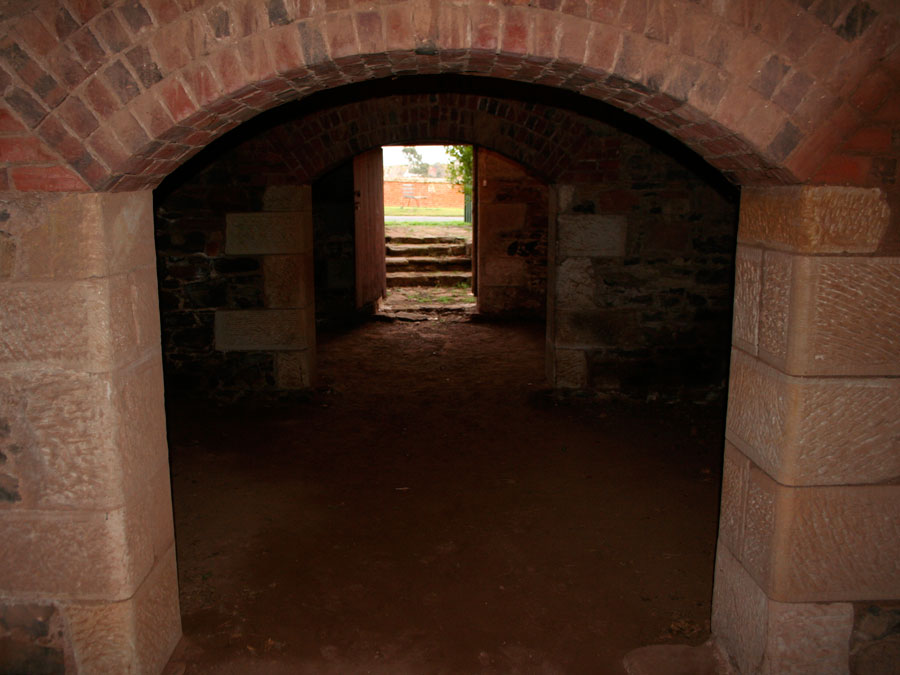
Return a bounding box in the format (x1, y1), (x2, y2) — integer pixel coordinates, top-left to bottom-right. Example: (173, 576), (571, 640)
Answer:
(384, 179), (464, 209)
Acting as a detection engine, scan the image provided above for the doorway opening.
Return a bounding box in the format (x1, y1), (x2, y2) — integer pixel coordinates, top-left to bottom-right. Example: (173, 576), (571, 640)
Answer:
(381, 144), (476, 316)
(152, 79), (738, 674)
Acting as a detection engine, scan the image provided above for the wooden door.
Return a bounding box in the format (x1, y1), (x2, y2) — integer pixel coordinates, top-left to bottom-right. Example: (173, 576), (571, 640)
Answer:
(353, 148), (387, 310)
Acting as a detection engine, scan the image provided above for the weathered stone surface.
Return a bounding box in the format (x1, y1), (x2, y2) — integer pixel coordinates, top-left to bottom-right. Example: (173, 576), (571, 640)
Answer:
(721, 447), (900, 602)
(1, 192), (154, 281)
(553, 348), (588, 388)
(727, 349), (900, 485)
(732, 245), (761, 354)
(756, 251), (900, 375)
(263, 254), (314, 308)
(65, 544), (180, 675)
(557, 214), (627, 257)
(0, 230), (14, 279)
(556, 309), (640, 347)
(718, 443), (749, 559)
(225, 212), (311, 255)
(758, 249), (791, 365)
(556, 258), (595, 310)
(215, 308), (313, 351)
(0, 505), (150, 600)
(0, 368), (120, 509)
(0, 279), (113, 371)
(713, 543), (854, 674)
(262, 185), (311, 213)
(740, 186), (890, 253)
(275, 350), (313, 389)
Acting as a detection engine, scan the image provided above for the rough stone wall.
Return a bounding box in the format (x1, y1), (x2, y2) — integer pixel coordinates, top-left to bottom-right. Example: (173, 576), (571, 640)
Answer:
(154, 134), (312, 399)
(476, 149), (549, 318)
(552, 134), (738, 402)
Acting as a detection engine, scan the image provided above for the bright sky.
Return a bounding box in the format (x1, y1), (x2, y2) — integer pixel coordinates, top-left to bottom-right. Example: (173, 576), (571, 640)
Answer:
(382, 145), (451, 167)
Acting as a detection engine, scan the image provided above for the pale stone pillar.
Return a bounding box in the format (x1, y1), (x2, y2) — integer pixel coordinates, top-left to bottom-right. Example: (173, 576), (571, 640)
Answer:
(0, 192), (180, 673)
(217, 185), (315, 389)
(713, 186), (899, 673)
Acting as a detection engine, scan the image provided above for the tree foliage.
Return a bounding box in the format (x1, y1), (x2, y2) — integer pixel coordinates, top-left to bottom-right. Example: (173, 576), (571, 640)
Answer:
(445, 145), (473, 196)
(402, 146), (429, 176)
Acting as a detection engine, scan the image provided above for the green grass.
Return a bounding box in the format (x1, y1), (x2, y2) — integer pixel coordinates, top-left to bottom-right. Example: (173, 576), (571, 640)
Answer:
(384, 206), (464, 217)
(384, 220), (470, 228)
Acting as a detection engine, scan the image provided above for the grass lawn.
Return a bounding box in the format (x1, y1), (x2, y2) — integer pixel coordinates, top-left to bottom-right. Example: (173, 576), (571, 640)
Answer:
(384, 206), (464, 217)
(385, 220), (470, 228)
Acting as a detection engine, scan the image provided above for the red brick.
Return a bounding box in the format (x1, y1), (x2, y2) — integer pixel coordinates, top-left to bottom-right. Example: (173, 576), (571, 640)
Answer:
(471, 5), (500, 51)
(68, 0), (104, 22)
(238, 33), (277, 81)
(0, 167), (8, 189)
(54, 6), (81, 41)
(182, 63), (221, 108)
(500, 7), (529, 55)
(151, 24), (190, 73)
(86, 124), (132, 172)
(84, 77), (120, 119)
(383, 6), (413, 51)
(45, 45), (89, 88)
(158, 77), (197, 123)
(842, 126), (892, 154)
(130, 93), (175, 138)
(70, 27), (108, 72)
(558, 15), (591, 63)
(0, 135), (57, 163)
(14, 15), (57, 56)
(103, 60), (142, 105)
(850, 69), (893, 114)
(143, 0), (181, 24)
(208, 48), (245, 95)
(119, 0), (154, 34)
(874, 93), (900, 123)
(5, 87), (48, 128)
(0, 107), (27, 133)
(618, 0), (647, 33)
(325, 12), (356, 59)
(813, 154), (873, 185)
(11, 165), (90, 191)
(109, 109), (150, 155)
(355, 11), (383, 55)
(36, 115), (86, 164)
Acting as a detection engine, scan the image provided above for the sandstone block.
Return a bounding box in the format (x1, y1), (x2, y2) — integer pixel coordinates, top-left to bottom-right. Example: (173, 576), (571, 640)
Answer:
(478, 256), (526, 286)
(275, 350), (314, 389)
(1, 192), (154, 281)
(739, 185), (890, 253)
(215, 308), (313, 351)
(262, 185), (312, 212)
(557, 215), (626, 258)
(721, 447), (900, 602)
(555, 257), (595, 310)
(713, 543), (854, 674)
(64, 544), (181, 675)
(108, 266), (162, 368)
(731, 245), (761, 354)
(225, 212), (311, 254)
(553, 348), (588, 388)
(727, 349), (900, 485)
(0, 368), (122, 509)
(0, 504), (151, 601)
(0, 279), (113, 371)
(758, 253), (900, 376)
(556, 309), (640, 348)
(263, 254), (314, 308)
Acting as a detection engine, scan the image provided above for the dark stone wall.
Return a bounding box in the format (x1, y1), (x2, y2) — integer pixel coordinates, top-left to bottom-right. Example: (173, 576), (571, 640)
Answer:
(554, 125), (738, 402)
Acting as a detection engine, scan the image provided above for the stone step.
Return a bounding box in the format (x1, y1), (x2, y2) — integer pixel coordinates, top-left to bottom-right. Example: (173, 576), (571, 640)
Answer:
(386, 271), (472, 287)
(385, 235), (467, 245)
(386, 242), (469, 257)
(386, 256), (471, 272)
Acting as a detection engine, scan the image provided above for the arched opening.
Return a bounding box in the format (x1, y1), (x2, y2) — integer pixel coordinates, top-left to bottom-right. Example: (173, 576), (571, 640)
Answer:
(1, 3), (897, 673)
(149, 75), (739, 671)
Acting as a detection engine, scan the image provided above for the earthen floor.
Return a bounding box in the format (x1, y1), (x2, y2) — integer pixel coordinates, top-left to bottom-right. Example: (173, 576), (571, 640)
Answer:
(163, 317), (724, 674)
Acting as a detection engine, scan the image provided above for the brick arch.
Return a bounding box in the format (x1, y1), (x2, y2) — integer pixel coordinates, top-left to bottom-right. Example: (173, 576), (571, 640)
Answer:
(181, 84), (730, 189)
(1, 0), (897, 194)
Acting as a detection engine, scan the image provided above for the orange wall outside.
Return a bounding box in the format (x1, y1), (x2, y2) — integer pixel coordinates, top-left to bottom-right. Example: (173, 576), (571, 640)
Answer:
(384, 179), (465, 209)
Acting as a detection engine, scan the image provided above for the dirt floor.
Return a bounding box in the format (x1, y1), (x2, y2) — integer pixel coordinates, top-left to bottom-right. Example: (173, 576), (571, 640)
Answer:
(164, 315), (725, 675)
